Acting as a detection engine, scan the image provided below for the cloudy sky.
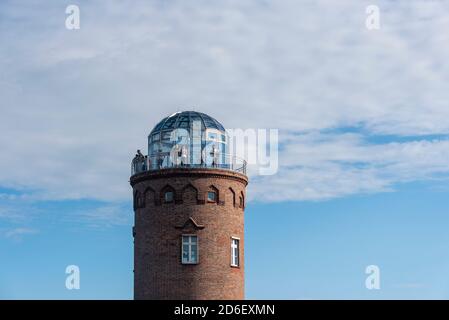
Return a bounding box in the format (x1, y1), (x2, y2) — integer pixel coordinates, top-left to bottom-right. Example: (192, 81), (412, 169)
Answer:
(1, 0), (449, 299)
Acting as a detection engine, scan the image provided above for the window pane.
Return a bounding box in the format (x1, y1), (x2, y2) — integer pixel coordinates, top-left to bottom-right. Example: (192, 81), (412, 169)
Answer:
(162, 118), (176, 129)
(208, 132), (217, 140)
(191, 244), (198, 263)
(207, 192), (216, 202)
(182, 245), (189, 262)
(150, 133), (158, 142)
(162, 131), (171, 141)
(182, 235), (198, 264)
(231, 239), (239, 266)
(165, 191), (173, 202)
(179, 121), (189, 128)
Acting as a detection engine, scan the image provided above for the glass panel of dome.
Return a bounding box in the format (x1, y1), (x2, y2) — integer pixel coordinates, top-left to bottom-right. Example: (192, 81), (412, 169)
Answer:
(203, 118), (217, 128)
(150, 142), (160, 153)
(191, 116), (202, 129)
(151, 133), (159, 142)
(179, 121), (189, 128)
(162, 118), (176, 129)
(208, 132), (217, 140)
(161, 131), (171, 141)
(153, 119), (166, 131)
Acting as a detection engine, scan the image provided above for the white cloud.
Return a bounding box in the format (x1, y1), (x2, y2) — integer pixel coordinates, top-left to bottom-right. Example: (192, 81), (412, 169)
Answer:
(250, 132), (449, 202)
(1, 0), (449, 203)
(3, 227), (38, 241)
(74, 205), (131, 228)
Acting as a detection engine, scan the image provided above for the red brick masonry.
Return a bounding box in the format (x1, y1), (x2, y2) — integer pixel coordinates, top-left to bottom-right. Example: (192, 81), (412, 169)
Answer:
(130, 168), (248, 300)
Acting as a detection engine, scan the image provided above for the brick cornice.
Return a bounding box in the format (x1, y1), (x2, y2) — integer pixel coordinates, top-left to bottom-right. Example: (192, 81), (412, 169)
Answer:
(130, 168), (248, 187)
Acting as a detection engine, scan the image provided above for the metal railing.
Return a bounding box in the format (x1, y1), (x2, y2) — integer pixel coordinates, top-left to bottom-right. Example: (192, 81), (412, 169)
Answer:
(131, 151), (247, 176)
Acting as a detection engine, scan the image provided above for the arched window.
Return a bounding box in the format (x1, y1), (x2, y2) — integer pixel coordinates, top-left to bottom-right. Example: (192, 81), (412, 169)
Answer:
(239, 192), (245, 209)
(207, 191), (216, 202)
(134, 191), (144, 209)
(182, 184), (198, 205)
(228, 188), (236, 208)
(207, 185), (219, 203)
(144, 187), (155, 207)
(161, 185), (175, 204)
(165, 191), (174, 203)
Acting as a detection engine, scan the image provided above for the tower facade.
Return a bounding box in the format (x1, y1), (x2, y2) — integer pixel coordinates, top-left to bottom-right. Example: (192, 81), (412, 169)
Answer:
(130, 111), (248, 300)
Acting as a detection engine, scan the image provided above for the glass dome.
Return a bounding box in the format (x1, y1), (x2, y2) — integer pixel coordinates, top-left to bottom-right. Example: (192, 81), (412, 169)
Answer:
(147, 111), (228, 168)
(150, 111), (225, 134)
(131, 111), (246, 175)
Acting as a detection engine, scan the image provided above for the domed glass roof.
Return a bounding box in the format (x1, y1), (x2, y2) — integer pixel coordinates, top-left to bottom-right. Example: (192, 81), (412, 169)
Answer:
(130, 111), (247, 176)
(147, 111), (228, 162)
(150, 111), (225, 135)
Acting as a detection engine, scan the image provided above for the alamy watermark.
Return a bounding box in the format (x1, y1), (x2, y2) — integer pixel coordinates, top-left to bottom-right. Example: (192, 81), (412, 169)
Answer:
(65, 5), (80, 30)
(366, 5), (380, 30)
(133, 120), (279, 176)
(365, 265), (380, 290)
(65, 265), (80, 290)
(227, 128), (279, 176)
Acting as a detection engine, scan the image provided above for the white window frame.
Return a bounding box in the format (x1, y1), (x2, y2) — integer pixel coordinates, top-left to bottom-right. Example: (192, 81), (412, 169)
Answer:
(182, 234), (198, 264)
(231, 236), (240, 267)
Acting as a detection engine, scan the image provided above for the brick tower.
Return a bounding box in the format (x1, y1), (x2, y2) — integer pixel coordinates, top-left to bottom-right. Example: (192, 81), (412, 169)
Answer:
(130, 111), (248, 300)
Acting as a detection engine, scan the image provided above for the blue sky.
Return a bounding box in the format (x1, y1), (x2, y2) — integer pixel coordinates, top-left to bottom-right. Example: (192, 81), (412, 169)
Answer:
(1, 0), (449, 299)
(2, 181), (449, 299)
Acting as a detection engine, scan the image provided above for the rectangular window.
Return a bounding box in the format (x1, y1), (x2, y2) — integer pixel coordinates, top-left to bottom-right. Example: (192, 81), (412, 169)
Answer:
(182, 235), (198, 264)
(231, 237), (240, 267)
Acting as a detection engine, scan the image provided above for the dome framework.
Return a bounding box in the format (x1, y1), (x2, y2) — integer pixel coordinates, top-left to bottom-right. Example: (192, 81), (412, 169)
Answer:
(131, 111), (246, 175)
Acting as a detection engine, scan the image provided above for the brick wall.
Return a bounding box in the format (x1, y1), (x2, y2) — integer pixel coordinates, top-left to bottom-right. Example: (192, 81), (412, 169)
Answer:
(130, 168), (248, 300)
